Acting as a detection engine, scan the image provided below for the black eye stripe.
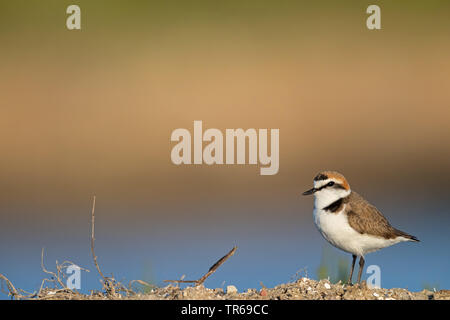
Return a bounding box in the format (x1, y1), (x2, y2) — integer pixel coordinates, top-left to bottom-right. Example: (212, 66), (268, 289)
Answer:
(316, 182), (345, 191)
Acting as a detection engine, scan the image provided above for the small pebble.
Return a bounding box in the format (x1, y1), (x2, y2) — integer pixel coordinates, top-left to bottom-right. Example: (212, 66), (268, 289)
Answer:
(226, 285), (238, 294)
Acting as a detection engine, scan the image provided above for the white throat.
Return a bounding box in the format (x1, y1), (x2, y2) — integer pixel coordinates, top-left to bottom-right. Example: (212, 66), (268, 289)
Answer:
(314, 188), (351, 209)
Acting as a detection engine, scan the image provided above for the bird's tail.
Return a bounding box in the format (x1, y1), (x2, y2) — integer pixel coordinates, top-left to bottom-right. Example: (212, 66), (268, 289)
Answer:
(394, 228), (420, 242)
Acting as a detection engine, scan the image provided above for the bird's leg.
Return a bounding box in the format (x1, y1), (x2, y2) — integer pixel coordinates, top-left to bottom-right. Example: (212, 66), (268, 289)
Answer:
(357, 256), (365, 283)
(347, 254), (356, 285)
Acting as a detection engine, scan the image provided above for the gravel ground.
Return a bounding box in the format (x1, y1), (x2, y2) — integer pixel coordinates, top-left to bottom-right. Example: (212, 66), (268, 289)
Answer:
(66, 278), (447, 300)
(33, 278), (450, 300)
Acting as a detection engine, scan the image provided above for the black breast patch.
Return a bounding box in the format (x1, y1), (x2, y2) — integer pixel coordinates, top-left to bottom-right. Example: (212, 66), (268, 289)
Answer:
(323, 198), (344, 213)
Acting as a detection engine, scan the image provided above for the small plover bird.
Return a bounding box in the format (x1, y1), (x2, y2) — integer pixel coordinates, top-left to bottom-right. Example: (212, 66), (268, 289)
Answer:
(302, 171), (419, 284)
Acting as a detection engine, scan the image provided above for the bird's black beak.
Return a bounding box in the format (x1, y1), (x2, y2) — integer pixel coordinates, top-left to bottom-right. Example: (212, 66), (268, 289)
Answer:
(302, 188), (316, 196)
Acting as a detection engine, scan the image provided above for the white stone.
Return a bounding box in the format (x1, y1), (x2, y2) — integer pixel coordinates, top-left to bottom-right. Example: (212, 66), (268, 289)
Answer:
(226, 285), (238, 294)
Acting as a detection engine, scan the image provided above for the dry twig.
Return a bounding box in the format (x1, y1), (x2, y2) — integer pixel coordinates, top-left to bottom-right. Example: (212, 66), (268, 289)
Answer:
(38, 247), (89, 298)
(90, 195), (117, 295)
(164, 246), (237, 286)
(128, 279), (154, 293)
(40, 247), (66, 290)
(91, 196), (106, 282)
(0, 273), (20, 299)
(90, 196), (132, 297)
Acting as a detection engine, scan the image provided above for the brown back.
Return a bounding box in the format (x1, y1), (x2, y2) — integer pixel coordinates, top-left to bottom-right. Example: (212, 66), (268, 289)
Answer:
(345, 192), (417, 241)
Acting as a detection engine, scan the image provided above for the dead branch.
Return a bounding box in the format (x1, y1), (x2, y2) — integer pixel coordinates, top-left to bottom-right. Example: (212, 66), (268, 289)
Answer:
(90, 196), (108, 286)
(0, 273), (20, 299)
(90, 195), (121, 296)
(129, 279), (154, 290)
(164, 246), (237, 286)
(91, 195), (106, 281)
(39, 248), (89, 298)
(41, 247), (67, 290)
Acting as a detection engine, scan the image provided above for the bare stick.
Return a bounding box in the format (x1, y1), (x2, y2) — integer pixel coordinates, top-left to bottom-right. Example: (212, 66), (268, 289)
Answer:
(38, 248), (89, 298)
(0, 273), (20, 299)
(197, 246), (237, 285)
(164, 246), (237, 285)
(128, 279), (154, 293)
(90, 196), (107, 282)
(41, 248), (66, 289)
(164, 280), (198, 284)
(90, 196), (117, 296)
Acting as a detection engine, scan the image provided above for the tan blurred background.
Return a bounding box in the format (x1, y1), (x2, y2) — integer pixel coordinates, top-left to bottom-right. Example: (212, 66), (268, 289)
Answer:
(0, 1), (449, 293)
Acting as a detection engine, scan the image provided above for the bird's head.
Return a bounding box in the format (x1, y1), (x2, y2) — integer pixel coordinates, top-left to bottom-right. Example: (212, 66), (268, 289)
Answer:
(302, 171), (351, 208)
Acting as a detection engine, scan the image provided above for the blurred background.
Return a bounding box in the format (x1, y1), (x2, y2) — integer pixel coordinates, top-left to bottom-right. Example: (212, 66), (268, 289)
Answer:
(1, 0), (449, 298)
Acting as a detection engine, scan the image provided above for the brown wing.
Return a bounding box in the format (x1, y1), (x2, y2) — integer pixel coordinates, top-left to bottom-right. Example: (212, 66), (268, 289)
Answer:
(345, 192), (400, 239)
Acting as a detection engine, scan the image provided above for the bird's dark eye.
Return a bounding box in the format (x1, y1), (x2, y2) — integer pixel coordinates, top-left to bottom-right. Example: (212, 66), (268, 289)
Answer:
(327, 181), (335, 187)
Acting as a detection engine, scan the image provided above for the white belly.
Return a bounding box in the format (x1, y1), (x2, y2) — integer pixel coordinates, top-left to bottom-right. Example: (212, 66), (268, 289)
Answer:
(313, 206), (403, 256)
